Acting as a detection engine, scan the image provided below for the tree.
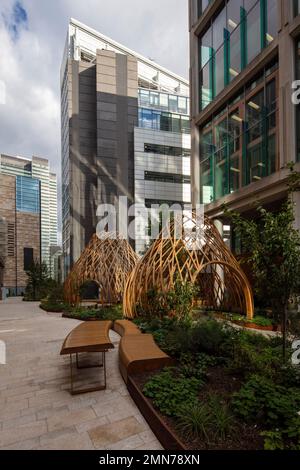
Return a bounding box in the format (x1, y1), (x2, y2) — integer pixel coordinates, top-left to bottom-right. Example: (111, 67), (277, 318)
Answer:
(225, 201), (300, 359)
(24, 260), (50, 301)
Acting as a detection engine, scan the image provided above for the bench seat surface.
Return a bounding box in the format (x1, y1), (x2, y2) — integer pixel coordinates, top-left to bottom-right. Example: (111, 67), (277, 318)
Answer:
(114, 320), (142, 337)
(60, 321), (114, 355)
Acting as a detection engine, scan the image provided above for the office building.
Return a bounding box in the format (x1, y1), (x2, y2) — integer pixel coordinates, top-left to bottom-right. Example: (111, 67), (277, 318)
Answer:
(0, 154), (58, 279)
(61, 19), (191, 270)
(0, 172), (41, 295)
(189, 0), (300, 249)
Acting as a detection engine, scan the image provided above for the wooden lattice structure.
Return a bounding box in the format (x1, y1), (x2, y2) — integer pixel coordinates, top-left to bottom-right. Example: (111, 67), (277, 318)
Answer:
(123, 213), (254, 319)
(64, 233), (138, 305)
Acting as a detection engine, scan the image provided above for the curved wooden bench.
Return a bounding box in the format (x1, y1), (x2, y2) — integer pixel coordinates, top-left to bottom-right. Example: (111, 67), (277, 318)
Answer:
(119, 334), (174, 384)
(113, 319), (142, 337)
(60, 321), (114, 395)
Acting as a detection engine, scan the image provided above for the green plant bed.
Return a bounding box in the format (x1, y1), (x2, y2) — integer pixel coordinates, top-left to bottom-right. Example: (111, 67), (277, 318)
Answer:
(193, 309), (279, 332)
(40, 301), (67, 313)
(62, 304), (123, 322)
(139, 316), (300, 450)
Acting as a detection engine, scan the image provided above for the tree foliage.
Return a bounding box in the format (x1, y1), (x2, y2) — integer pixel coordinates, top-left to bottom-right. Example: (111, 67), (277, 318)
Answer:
(24, 260), (53, 301)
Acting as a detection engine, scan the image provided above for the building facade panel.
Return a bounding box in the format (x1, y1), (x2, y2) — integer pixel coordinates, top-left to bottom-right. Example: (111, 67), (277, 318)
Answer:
(189, 0), (300, 245)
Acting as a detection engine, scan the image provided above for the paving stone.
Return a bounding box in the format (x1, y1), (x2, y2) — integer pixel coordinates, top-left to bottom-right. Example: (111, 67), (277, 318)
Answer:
(47, 407), (97, 432)
(38, 432), (94, 450)
(106, 434), (144, 450)
(88, 416), (145, 448)
(0, 420), (47, 447)
(0, 298), (161, 450)
(1, 413), (36, 430)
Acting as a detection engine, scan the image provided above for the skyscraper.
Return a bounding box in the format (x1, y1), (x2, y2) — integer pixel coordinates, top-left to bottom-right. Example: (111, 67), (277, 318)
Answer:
(189, 0), (300, 248)
(0, 154), (58, 276)
(61, 19), (191, 273)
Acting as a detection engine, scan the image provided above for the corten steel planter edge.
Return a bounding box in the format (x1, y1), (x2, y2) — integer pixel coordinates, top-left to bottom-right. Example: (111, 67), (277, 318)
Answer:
(127, 374), (187, 451)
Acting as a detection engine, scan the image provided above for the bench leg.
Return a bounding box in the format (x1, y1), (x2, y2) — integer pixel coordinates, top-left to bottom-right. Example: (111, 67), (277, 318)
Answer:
(69, 352), (107, 395)
(76, 352), (104, 370)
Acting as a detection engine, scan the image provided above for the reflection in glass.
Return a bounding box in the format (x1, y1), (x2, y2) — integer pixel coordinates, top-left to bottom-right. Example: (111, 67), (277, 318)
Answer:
(247, 2), (261, 63)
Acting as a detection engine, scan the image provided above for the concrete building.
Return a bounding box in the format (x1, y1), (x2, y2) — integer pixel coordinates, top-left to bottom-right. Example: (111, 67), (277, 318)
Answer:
(0, 154), (58, 278)
(61, 19), (191, 272)
(189, 0), (300, 247)
(0, 172), (41, 295)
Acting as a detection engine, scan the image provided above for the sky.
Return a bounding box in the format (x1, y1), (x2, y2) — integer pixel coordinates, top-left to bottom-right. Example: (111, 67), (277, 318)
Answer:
(0, 0), (189, 233)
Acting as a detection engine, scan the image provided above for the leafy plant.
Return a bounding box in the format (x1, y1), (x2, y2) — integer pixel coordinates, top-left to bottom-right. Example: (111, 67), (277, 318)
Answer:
(63, 304), (123, 321)
(143, 368), (202, 417)
(176, 402), (211, 442)
(139, 278), (197, 320)
(225, 200), (300, 358)
(179, 352), (217, 380)
(232, 375), (300, 429)
(24, 260), (53, 301)
(176, 396), (235, 444)
(208, 395), (235, 442)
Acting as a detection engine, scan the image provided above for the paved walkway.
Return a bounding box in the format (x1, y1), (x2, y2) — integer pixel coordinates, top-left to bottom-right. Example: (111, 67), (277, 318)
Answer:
(0, 298), (162, 450)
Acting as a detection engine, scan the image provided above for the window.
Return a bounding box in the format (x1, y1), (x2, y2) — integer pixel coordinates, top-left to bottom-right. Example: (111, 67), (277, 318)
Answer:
(198, 0), (278, 108)
(199, 61), (278, 202)
(247, 1), (261, 63)
(144, 143), (191, 157)
(145, 172), (191, 184)
(139, 108), (190, 133)
(24, 248), (34, 271)
(16, 176), (40, 214)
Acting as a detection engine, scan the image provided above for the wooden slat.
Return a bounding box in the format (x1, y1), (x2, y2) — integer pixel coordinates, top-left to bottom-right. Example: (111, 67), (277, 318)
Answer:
(60, 321), (114, 355)
(123, 213), (254, 320)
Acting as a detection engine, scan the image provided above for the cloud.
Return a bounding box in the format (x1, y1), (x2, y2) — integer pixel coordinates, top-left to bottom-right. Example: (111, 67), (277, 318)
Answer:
(0, 0), (189, 240)
(2, 1), (28, 40)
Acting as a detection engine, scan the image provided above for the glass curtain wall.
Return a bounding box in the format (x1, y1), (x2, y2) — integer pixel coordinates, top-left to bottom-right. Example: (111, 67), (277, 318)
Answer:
(199, 62), (278, 204)
(199, 0), (278, 110)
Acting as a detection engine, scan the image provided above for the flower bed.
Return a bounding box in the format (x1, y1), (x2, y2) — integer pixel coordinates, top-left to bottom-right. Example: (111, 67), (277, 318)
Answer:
(132, 317), (300, 450)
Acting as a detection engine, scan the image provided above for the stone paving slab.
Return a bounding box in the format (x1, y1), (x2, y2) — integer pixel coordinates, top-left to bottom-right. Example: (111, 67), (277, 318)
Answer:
(0, 298), (163, 450)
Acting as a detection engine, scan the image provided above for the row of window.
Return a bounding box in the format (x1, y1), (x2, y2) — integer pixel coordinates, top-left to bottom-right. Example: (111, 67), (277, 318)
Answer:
(200, 65), (277, 203)
(16, 176), (40, 214)
(145, 171), (191, 184)
(145, 199), (188, 209)
(200, 0), (277, 109)
(144, 143), (191, 157)
(138, 108), (190, 134)
(138, 89), (189, 115)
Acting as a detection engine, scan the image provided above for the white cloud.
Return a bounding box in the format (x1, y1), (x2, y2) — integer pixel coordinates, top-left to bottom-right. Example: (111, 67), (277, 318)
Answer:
(0, 0), (189, 235)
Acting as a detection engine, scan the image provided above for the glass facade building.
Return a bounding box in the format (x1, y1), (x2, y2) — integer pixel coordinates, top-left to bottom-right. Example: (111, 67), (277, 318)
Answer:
(61, 19), (191, 270)
(199, 0), (278, 110)
(189, 0), (300, 247)
(0, 155), (58, 273)
(200, 61), (278, 203)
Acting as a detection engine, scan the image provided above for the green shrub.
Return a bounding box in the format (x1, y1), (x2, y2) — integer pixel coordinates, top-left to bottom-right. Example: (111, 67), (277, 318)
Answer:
(40, 301), (66, 313)
(138, 279), (197, 320)
(261, 417), (300, 450)
(143, 368), (202, 417)
(176, 402), (211, 442)
(232, 374), (300, 428)
(179, 352), (217, 381)
(176, 396), (235, 444)
(64, 304), (123, 321)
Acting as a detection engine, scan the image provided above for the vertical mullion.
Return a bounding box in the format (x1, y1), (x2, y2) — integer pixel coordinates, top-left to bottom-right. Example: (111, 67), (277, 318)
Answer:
(240, 6), (247, 69)
(261, 0), (267, 50)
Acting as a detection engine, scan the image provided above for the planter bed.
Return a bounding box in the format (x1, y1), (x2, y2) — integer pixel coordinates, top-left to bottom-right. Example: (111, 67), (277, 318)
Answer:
(130, 367), (264, 450)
